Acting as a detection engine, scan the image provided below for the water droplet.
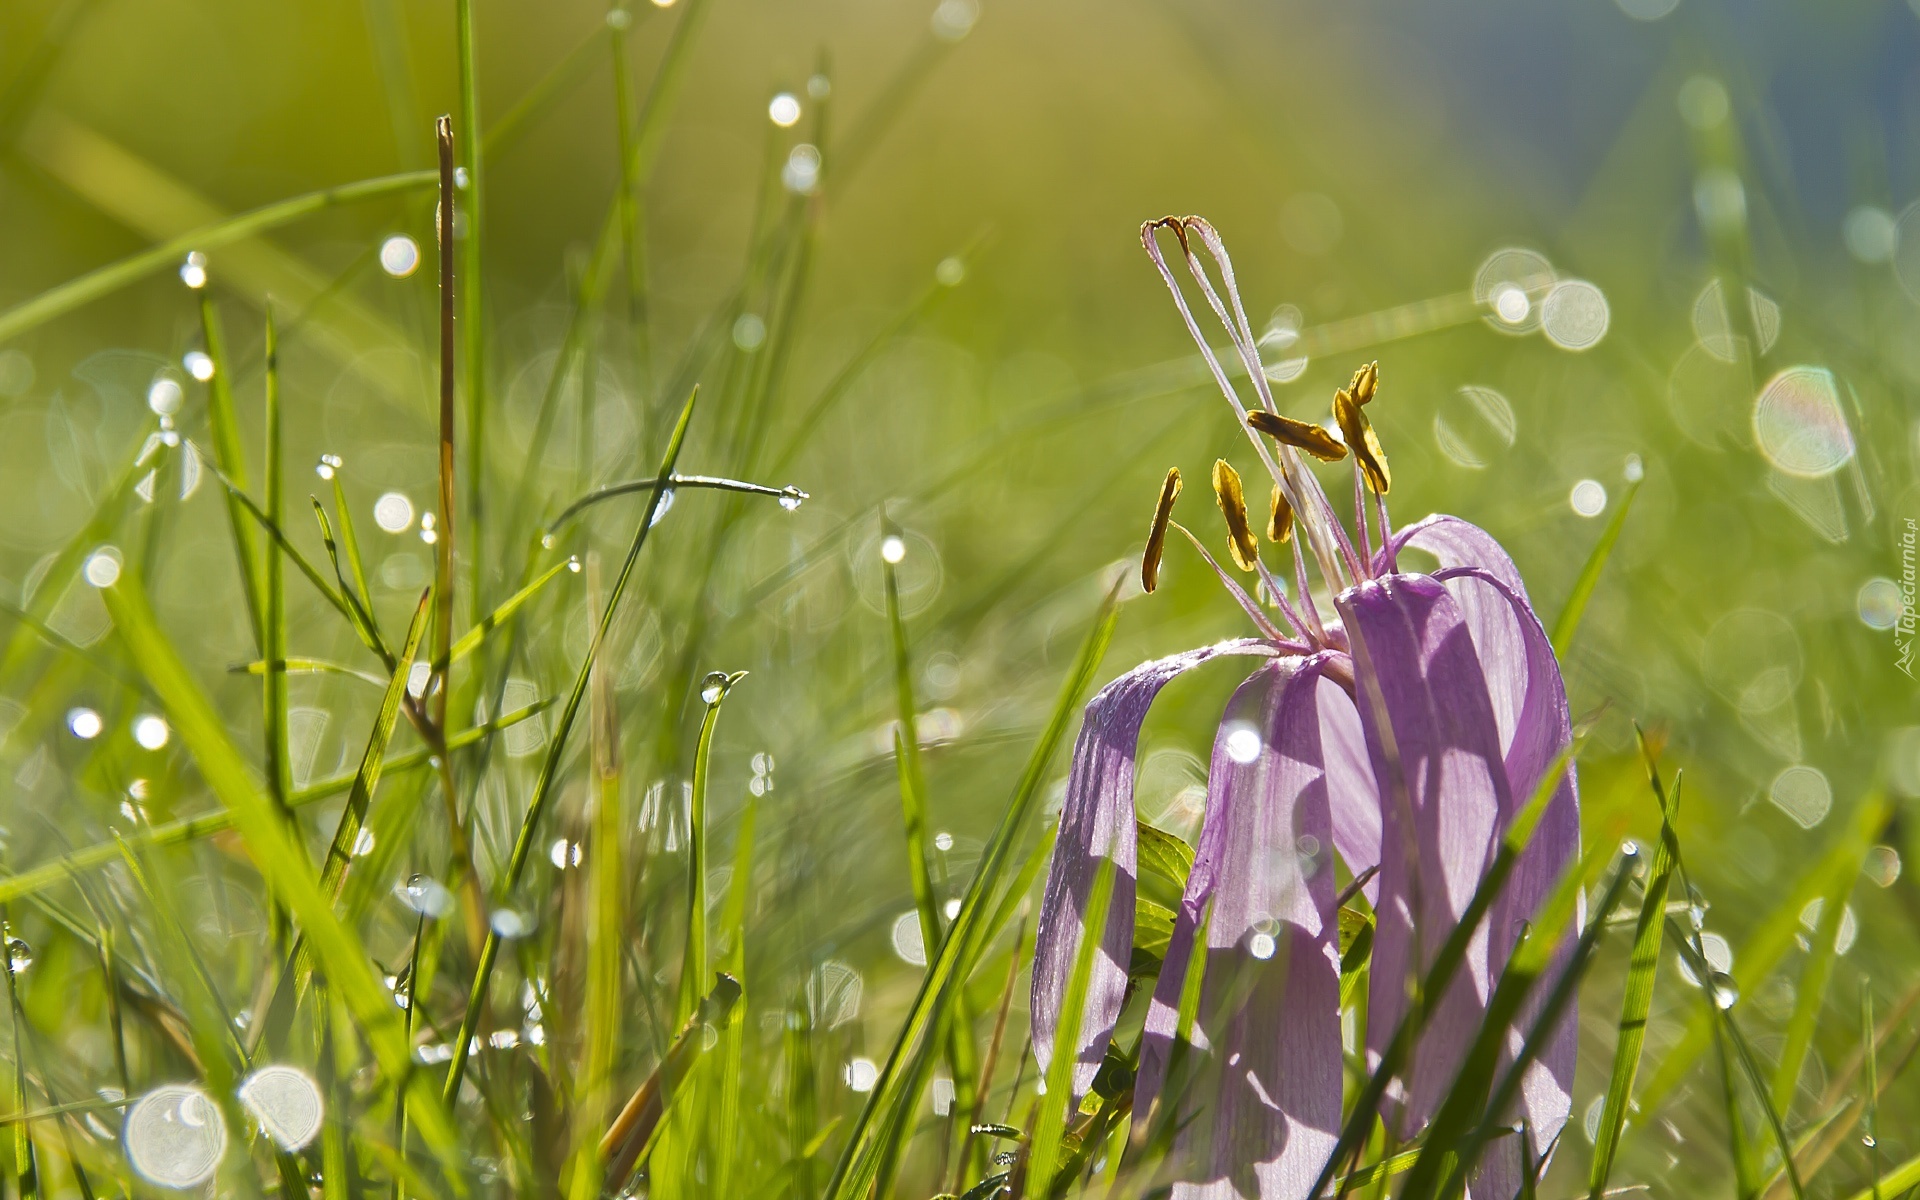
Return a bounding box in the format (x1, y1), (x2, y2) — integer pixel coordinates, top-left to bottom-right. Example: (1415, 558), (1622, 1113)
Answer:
(6, 938), (32, 974)
(605, 6), (632, 29)
(406, 661), (432, 700)
(567, 556), (582, 573)
(396, 874), (454, 919)
(67, 708), (103, 740)
(844, 1057), (880, 1091)
(373, 492), (415, 533)
(778, 485), (807, 511)
(124, 1084), (226, 1187)
(1864, 1134), (1878, 1149)
(144, 377), (183, 417)
(931, 1075), (956, 1116)
(935, 257), (966, 287)
(933, 831), (953, 852)
(768, 92), (802, 128)
(880, 535), (907, 564)
(1688, 903), (1707, 931)
(84, 546), (122, 588)
(1710, 973), (1740, 1009)
(351, 828), (375, 858)
(1569, 479), (1607, 518)
(1541, 280), (1610, 350)
(180, 251), (209, 290)
(944, 898), (961, 920)
(453, 166), (470, 189)
(931, 0), (979, 39)
(238, 1065), (323, 1151)
(548, 838), (581, 869)
(1248, 932), (1277, 960)
(1623, 453), (1645, 483)
(1677, 932), (1734, 987)
(650, 487), (676, 526)
(132, 715), (170, 751)
(700, 671), (734, 705)
(891, 911), (928, 966)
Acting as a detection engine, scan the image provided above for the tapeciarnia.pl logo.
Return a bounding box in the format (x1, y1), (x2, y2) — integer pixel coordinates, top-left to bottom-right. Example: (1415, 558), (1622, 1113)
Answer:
(1899, 517), (1917, 678)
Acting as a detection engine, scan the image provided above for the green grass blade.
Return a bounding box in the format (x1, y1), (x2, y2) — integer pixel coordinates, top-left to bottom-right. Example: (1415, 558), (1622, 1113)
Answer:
(1863, 983), (1883, 1200)
(1307, 740), (1581, 1199)
(442, 386), (700, 1105)
(317, 589), (431, 903)
(98, 572), (463, 1172)
(1638, 790), (1892, 1113)
(0, 170), (433, 344)
(884, 517), (944, 958)
(1770, 828), (1870, 1114)
(454, 1), (486, 626)
(262, 306), (292, 816)
(678, 670), (744, 1024)
(1588, 758), (1685, 1196)
(312, 498), (388, 654)
(1549, 478), (1639, 657)
(329, 472), (378, 625)
(0, 698), (549, 907)
(823, 582), (1121, 1200)
(197, 293), (264, 651)
(440, 559), (572, 669)
(1026, 857), (1115, 1193)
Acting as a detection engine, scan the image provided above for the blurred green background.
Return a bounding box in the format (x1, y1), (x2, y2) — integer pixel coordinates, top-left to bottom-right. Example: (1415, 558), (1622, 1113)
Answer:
(3, 0), (1920, 1194)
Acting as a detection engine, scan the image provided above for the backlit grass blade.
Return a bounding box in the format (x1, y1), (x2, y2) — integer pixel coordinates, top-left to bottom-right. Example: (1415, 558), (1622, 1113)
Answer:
(0, 698), (550, 907)
(1769, 820), (1871, 1115)
(678, 669), (745, 1024)
(328, 471), (377, 626)
(98, 573), (462, 1171)
(1863, 983), (1882, 1200)
(453, 10), (486, 622)
(197, 292), (264, 649)
(1027, 856), (1116, 1193)
(442, 386), (699, 1104)
(312, 499), (387, 654)
(0, 169), (434, 345)
(1307, 740), (1581, 1199)
(1549, 477), (1639, 657)
(822, 582), (1121, 1200)
(884, 513), (945, 967)
(1588, 748), (1684, 1197)
(316, 589), (431, 903)
(1638, 791), (1892, 1113)
(262, 305), (292, 818)
(1438, 848), (1638, 1198)
(601, 974), (743, 1192)
(440, 559), (572, 668)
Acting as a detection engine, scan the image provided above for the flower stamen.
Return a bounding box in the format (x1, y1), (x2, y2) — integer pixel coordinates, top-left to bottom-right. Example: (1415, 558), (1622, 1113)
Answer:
(1212, 459), (1261, 573)
(1267, 485), (1293, 544)
(1142, 467), (1182, 594)
(1247, 411), (1349, 463)
(1333, 386), (1391, 496)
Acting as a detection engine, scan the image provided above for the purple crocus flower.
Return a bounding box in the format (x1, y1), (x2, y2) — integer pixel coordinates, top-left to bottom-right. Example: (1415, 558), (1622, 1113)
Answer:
(1028, 217), (1580, 1199)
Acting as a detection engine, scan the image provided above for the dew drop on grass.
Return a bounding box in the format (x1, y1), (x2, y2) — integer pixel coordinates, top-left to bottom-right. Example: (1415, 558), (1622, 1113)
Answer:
(880, 535), (906, 564)
(768, 92), (801, 128)
(373, 492), (414, 533)
(700, 671), (732, 705)
(779, 485), (807, 511)
(133, 714), (169, 750)
(1709, 973), (1740, 1010)
(944, 898), (961, 920)
(1569, 479), (1607, 517)
(933, 830), (954, 852)
(6, 938), (31, 973)
(147, 378), (182, 416)
(1677, 932), (1733, 987)
(238, 1065), (323, 1152)
(650, 487), (676, 526)
(843, 1057), (879, 1092)
(396, 874), (454, 919)
(84, 547), (121, 587)
(351, 828), (375, 858)
(180, 251), (208, 290)
(124, 1084), (226, 1188)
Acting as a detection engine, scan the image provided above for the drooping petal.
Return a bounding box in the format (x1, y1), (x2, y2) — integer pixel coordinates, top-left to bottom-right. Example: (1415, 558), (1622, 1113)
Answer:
(1133, 655), (1343, 1200)
(1335, 573), (1512, 1138)
(1318, 671), (1381, 904)
(1432, 565), (1581, 1188)
(1030, 639), (1279, 1101)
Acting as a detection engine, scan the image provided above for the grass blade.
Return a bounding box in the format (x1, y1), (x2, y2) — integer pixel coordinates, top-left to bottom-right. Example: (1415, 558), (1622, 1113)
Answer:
(678, 669), (745, 1024)
(1550, 478), (1639, 657)
(454, 3), (486, 625)
(99, 572), (463, 1172)
(442, 385), (700, 1104)
(263, 305), (291, 818)
(1026, 857), (1115, 1193)
(197, 292), (264, 650)
(1587, 745), (1684, 1196)
(823, 581), (1121, 1200)
(1769, 830), (1869, 1114)
(0, 170), (433, 344)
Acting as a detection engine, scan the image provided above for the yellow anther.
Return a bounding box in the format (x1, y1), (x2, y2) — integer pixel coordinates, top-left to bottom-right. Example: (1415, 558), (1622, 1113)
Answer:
(1211, 460), (1260, 572)
(1246, 410), (1349, 463)
(1348, 361), (1379, 407)
(1267, 485), (1293, 544)
(1142, 467), (1182, 593)
(1332, 389), (1390, 495)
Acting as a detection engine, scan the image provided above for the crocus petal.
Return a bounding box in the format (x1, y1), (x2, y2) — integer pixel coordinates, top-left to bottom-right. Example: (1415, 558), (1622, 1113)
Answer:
(1134, 655), (1343, 1199)
(1031, 639), (1279, 1100)
(1432, 565), (1581, 1189)
(1336, 573), (1512, 1138)
(1318, 671), (1380, 903)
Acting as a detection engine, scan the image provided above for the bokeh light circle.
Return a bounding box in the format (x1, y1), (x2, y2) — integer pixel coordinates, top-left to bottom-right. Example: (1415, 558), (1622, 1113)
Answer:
(1752, 366), (1854, 477)
(124, 1084), (227, 1188)
(1858, 578), (1902, 629)
(1541, 280), (1609, 349)
(1472, 248), (1555, 334)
